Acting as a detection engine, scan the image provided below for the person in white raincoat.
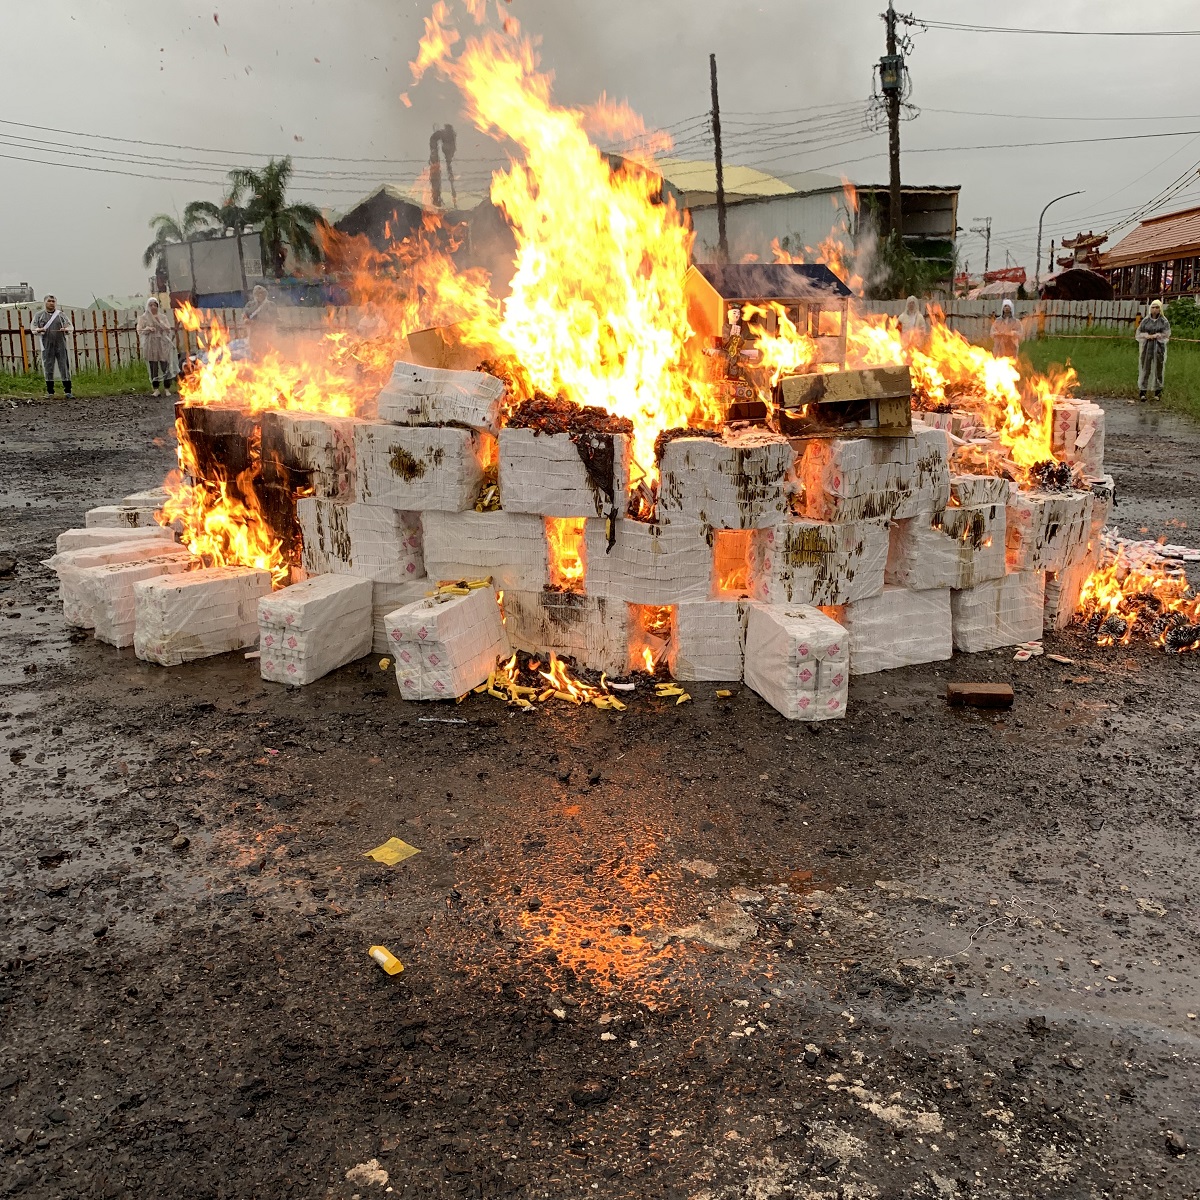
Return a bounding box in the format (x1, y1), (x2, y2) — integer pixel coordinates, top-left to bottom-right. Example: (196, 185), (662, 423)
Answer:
(136, 298), (176, 396)
(990, 299), (1022, 359)
(1135, 299), (1170, 402)
(897, 295), (929, 353)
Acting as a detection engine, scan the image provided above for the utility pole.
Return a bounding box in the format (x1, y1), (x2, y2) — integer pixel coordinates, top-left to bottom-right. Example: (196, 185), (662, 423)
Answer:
(1035, 190), (1083, 291)
(883, 2), (903, 237)
(709, 53), (728, 264)
(969, 217), (992, 274)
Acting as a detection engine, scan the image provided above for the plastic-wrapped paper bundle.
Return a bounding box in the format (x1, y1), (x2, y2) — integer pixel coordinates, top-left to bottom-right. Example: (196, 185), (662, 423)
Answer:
(657, 429), (794, 530)
(56, 526), (177, 554)
(258, 575), (372, 685)
(584, 519), (713, 604)
(355, 422), (487, 512)
(385, 585), (510, 701)
(949, 474), (1011, 508)
(886, 500), (1006, 591)
(799, 426), (950, 522)
(85, 504), (168, 530)
(296, 498), (351, 575)
(749, 518), (888, 605)
(372, 578), (431, 654)
(134, 567), (272, 666)
(1051, 397), (1105, 476)
(1044, 549), (1098, 631)
(950, 572), (1045, 652)
(45, 538), (188, 627)
(121, 487), (171, 508)
(1088, 474), (1115, 543)
(498, 428), (631, 519)
(1006, 489), (1091, 573)
(743, 603), (849, 722)
(668, 599), (749, 681)
(503, 589), (631, 675)
(84, 555), (197, 647)
(422, 510), (550, 591)
(376, 360), (506, 434)
(260, 411), (358, 500)
(828, 586), (952, 675)
(296, 499), (423, 582)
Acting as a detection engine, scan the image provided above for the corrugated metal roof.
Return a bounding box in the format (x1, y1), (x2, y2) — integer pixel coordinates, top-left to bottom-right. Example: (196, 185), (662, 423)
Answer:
(1100, 205), (1200, 268)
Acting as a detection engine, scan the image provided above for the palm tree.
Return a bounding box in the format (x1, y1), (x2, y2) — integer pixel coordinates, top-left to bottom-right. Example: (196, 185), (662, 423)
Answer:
(226, 157), (325, 279)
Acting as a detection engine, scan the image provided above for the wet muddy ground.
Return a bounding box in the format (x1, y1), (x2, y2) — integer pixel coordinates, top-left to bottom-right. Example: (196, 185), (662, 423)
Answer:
(1, 393), (1197, 1199)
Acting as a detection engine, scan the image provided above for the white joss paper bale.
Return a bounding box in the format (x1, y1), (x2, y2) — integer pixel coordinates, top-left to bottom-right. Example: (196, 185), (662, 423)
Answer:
(296, 497), (350, 575)
(134, 567), (272, 666)
(384, 585), (509, 701)
(1074, 402), (1106, 477)
(376, 360), (506, 434)
(1088, 475), (1115, 542)
(749, 518), (888, 606)
(1005, 490), (1091, 573)
(121, 487), (171, 507)
(503, 589), (631, 675)
(344, 504), (423, 581)
(1050, 398), (1079, 459)
(584, 519), (713, 604)
(498, 428), (631, 519)
(950, 571), (1045, 653)
(258, 575), (372, 685)
(799, 427), (950, 522)
(949, 474), (1011, 508)
(260, 411), (358, 500)
(828, 585), (952, 675)
(372, 578), (432, 654)
(85, 504), (168, 530)
(885, 501), (1006, 591)
(668, 599), (748, 681)
(422, 510), (550, 591)
(743, 603), (849, 722)
(355, 422), (487, 512)
(1044, 549), (1098, 632)
(45, 539), (189, 627)
(56, 526), (177, 554)
(657, 429), (794, 531)
(85, 555), (196, 647)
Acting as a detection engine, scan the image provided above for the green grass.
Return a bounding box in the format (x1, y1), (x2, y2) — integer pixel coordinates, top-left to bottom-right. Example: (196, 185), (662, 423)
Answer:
(1025, 336), (1200, 420)
(0, 362), (168, 399)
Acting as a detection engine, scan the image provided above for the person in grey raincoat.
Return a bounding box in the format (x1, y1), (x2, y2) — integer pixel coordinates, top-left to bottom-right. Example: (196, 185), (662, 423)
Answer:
(243, 284), (278, 358)
(31, 295), (73, 396)
(136, 297), (176, 396)
(990, 298), (1022, 359)
(897, 294), (929, 353)
(1136, 299), (1170, 401)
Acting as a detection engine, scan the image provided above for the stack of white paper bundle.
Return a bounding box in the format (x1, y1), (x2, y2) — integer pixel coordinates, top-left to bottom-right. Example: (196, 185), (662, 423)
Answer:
(1006, 490), (1091, 573)
(1051, 397), (1106, 478)
(84, 556), (197, 647)
(668, 599), (748, 681)
(422, 510), (550, 590)
(749, 518), (889, 605)
(584, 518), (713, 604)
(55, 526), (177, 554)
(499, 428), (631, 518)
(384, 586), (510, 700)
(830, 585), (953, 675)
(503, 589), (631, 675)
(121, 487), (171, 508)
(950, 572), (1046, 652)
(743, 603), (850, 721)
(258, 575), (372, 685)
(799, 426), (950, 522)
(886, 501), (1007, 591)
(297, 500), (424, 581)
(657, 429), (794, 530)
(45, 538), (188, 627)
(355, 423), (487, 511)
(84, 504), (168, 530)
(134, 567), (272, 666)
(376, 361), (506, 434)
(1044, 550), (1098, 631)
(261, 410), (358, 500)
(371, 578), (431, 654)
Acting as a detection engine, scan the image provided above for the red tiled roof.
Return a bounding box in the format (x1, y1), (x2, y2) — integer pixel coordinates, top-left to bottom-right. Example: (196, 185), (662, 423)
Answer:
(1099, 205), (1200, 268)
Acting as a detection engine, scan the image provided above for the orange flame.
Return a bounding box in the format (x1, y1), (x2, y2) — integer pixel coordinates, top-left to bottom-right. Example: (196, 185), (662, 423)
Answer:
(1076, 557), (1200, 652)
(545, 517), (586, 592)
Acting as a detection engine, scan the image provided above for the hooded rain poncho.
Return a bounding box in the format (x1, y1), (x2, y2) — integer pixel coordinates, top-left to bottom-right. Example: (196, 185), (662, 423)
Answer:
(1136, 307), (1170, 392)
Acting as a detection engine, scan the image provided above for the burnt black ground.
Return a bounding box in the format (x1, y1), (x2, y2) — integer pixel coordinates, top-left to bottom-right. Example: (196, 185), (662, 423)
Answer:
(1, 393), (1198, 1200)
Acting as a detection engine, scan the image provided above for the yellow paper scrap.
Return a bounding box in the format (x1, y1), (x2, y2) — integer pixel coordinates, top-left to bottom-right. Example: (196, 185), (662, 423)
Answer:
(368, 945), (405, 975)
(715, 689), (732, 697)
(363, 837), (421, 866)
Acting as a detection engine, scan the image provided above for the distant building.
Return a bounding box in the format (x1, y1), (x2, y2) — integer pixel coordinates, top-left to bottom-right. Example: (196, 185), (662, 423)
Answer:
(660, 160), (960, 284)
(0, 282), (35, 305)
(1099, 206), (1200, 300)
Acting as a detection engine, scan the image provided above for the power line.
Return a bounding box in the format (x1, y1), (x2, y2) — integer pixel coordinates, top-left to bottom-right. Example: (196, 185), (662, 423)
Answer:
(918, 19), (1200, 36)
(924, 106), (1200, 123)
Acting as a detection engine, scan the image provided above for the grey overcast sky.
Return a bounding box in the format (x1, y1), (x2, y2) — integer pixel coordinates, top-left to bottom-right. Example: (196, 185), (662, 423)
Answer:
(4, 1), (1200, 302)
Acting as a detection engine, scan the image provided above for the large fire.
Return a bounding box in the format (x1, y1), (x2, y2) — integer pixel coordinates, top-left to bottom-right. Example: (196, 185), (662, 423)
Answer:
(1076, 554), (1200, 653)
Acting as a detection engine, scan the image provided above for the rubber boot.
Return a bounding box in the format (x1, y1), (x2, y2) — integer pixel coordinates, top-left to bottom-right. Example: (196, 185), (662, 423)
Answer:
(46, 379), (54, 396)
(64, 382), (73, 397)
(1153, 390), (1162, 401)
(1138, 391), (1147, 403)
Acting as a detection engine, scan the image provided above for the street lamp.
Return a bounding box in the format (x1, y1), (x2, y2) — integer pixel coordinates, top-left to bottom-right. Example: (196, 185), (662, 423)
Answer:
(1035, 190), (1083, 293)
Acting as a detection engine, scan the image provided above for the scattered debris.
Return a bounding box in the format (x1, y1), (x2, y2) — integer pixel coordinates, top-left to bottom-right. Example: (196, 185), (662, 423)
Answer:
(368, 945), (404, 976)
(363, 837), (421, 866)
(345, 1159), (390, 1187)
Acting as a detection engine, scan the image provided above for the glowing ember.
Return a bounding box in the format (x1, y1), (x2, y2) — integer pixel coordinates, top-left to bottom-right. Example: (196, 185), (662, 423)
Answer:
(1075, 556), (1200, 653)
(481, 650), (624, 710)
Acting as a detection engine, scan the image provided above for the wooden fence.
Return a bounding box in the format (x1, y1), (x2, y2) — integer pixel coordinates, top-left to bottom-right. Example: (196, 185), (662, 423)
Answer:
(0, 298), (1158, 375)
(0, 305), (350, 376)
